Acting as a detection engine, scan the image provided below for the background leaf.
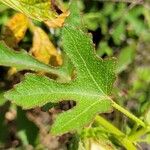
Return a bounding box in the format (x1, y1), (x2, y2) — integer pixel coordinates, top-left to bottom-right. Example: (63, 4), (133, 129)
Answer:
(30, 26), (62, 66)
(0, 0), (58, 21)
(1, 13), (28, 48)
(117, 45), (136, 73)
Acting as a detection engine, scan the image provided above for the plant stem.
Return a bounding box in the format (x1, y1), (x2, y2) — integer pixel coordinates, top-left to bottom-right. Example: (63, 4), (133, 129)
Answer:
(128, 127), (150, 142)
(111, 101), (146, 127)
(95, 115), (137, 150)
(95, 116), (124, 136)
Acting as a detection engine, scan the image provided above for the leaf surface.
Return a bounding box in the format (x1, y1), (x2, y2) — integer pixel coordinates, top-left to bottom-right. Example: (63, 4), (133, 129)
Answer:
(0, 42), (69, 79)
(0, 0), (63, 21)
(5, 26), (116, 134)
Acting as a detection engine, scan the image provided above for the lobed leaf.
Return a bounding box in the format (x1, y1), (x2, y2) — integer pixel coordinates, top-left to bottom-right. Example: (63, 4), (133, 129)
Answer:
(5, 26), (116, 135)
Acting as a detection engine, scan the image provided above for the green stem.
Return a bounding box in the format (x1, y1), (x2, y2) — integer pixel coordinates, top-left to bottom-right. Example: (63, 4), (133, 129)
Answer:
(128, 127), (150, 142)
(95, 116), (137, 150)
(95, 116), (124, 136)
(112, 101), (146, 127)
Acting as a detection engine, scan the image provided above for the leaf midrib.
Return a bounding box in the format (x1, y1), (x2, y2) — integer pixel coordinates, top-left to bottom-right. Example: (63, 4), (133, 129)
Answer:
(12, 90), (108, 100)
(65, 28), (105, 95)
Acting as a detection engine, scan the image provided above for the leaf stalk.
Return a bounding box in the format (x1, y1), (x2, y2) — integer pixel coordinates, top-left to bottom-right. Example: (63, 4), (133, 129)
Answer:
(95, 115), (137, 150)
(111, 101), (146, 127)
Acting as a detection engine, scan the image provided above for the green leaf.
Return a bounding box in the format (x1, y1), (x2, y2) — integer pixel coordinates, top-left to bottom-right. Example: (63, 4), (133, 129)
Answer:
(117, 45), (135, 73)
(112, 21), (125, 45)
(0, 0), (58, 21)
(0, 41), (70, 80)
(65, 0), (82, 28)
(97, 41), (113, 57)
(5, 26), (116, 135)
(83, 12), (101, 31)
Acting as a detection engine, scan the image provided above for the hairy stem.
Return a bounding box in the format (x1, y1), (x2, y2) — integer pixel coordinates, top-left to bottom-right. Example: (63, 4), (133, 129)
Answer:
(111, 101), (146, 127)
(95, 116), (137, 150)
(128, 127), (150, 142)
